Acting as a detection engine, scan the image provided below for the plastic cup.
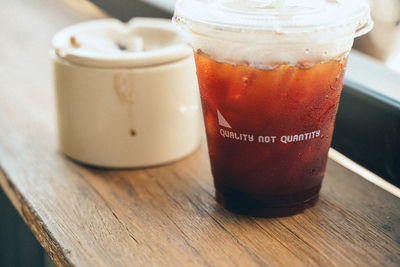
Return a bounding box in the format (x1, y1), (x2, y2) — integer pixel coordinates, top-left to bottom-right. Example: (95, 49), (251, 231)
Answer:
(173, 0), (373, 217)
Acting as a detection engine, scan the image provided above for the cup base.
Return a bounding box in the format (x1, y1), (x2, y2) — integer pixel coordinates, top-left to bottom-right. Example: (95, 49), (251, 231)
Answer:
(215, 183), (321, 218)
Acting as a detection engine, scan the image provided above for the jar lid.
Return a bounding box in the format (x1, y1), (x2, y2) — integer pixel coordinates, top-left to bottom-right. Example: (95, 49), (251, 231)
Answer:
(173, 0), (373, 37)
(52, 18), (192, 68)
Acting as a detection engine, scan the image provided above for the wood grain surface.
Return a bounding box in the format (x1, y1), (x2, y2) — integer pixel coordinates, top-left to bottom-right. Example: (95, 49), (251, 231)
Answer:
(0, 0), (399, 266)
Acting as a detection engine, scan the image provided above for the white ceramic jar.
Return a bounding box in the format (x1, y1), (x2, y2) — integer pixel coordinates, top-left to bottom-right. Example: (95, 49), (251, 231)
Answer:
(52, 18), (201, 168)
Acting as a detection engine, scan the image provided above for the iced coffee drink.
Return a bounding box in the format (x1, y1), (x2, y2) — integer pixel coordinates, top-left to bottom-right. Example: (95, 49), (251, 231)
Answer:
(173, 0), (373, 217)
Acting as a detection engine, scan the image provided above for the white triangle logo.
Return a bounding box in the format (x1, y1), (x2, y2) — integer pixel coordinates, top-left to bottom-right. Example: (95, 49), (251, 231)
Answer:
(217, 110), (232, 128)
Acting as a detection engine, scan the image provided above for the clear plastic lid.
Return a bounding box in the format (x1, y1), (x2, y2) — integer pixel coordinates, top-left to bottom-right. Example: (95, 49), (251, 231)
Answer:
(173, 0), (373, 68)
(173, 0), (373, 37)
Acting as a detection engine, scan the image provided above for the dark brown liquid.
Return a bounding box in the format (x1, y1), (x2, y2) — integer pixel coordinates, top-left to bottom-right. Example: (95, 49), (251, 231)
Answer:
(194, 51), (347, 217)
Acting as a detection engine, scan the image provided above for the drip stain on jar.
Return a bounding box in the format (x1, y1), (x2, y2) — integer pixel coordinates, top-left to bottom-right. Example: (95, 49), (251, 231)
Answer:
(113, 72), (135, 104)
(130, 129), (136, 136)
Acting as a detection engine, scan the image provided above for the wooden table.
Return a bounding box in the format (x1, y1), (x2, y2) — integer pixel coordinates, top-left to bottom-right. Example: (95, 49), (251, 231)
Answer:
(0, 0), (399, 266)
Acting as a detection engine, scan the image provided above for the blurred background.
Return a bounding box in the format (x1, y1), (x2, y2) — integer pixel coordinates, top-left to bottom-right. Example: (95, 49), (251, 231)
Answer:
(354, 0), (400, 71)
(0, 0), (399, 266)
(90, 0), (400, 73)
